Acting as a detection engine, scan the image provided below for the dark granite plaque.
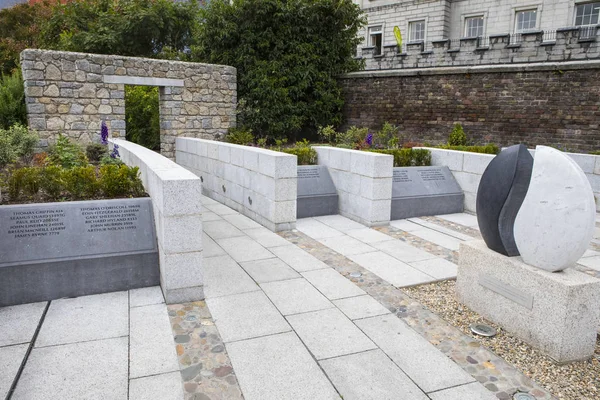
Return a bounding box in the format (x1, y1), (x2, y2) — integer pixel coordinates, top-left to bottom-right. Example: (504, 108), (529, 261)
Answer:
(297, 165), (338, 218)
(391, 166), (464, 220)
(0, 198), (159, 306)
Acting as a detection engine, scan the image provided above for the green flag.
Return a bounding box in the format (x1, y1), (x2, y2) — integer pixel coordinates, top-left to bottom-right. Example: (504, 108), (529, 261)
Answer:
(394, 26), (403, 49)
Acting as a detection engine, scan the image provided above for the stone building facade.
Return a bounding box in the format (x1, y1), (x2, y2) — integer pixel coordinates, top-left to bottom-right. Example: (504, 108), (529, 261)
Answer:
(20, 49), (236, 159)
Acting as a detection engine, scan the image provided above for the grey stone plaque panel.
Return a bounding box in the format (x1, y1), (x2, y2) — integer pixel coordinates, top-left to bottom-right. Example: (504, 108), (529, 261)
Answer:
(478, 274), (534, 310)
(391, 166), (464, 220)
(297, 166), (338, 218)
(0, 198), (159, 306)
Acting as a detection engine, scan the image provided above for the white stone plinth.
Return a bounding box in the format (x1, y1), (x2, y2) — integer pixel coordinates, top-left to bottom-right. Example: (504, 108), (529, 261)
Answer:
(457, 240), (600, 363)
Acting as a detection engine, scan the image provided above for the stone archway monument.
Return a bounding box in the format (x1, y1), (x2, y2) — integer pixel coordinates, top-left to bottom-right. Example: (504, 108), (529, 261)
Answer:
(20, 49), (236, 159)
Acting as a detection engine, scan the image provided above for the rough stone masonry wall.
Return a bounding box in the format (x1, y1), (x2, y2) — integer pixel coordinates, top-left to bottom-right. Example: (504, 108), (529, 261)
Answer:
(21, 49), (236, 159)
(340, 60), (600, 153)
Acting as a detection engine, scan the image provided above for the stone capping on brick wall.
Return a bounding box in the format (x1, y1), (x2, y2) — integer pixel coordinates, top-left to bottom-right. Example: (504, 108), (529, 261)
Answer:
(418, 147), (600, 213)
(21, 49), (237, 159)
(360, 27), (600, 70)
(175, 138), (297, 232)
(110, 138), (204, 304)
(313, 146), (393, 227)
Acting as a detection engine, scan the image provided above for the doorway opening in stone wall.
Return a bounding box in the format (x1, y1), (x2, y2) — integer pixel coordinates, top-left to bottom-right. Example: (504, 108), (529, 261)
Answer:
(125, 85), (160, 152)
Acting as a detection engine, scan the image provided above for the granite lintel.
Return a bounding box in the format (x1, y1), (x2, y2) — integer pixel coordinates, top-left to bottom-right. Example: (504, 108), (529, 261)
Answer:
(103, 75), (185, 87)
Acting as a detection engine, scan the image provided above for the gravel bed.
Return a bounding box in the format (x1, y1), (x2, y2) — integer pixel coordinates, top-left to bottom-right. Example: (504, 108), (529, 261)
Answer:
(403, 280), (600, 400)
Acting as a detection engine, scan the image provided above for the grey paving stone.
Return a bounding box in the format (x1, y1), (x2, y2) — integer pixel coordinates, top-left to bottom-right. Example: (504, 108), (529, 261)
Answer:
(223, 213), (263, 230)
(408, 258), (458, 280)
(318, 235), (376, 256)
(344, 228), (395, 244)
(261, 278), (333, 315)
(204, 202), (238, 216)
(201, 195), (219, 205)
(407, 218), (473, 241)
(428, 382), (497, 400)
(130, 286), (164, 308)
(371, 239), (438, 263)
(314, 215), (365, 230)
(203, 255), (259, 299)
(201, 210), (222, 222)
(129, 371), (184, 400)
(348, 251), (436, 287)
(36, 292), (128, 347)
(296, 218), (344, 239)
(578, 255), (600, 271)
(244, 227), (291, 248)
(203, 220), (245, 240)
(582, 249), (600, 258)
(203, 233), (226, 258)
(216, 236), (274, 263)
(436, 213), (479, 228)
(0, 344), (28, 399)
(0, 302), (46, 347)
(389, 219), (423, 232)
(355, 315), (474, 393)
(408, 228), (462, 251)
(269, 245), (330, 272)
(207, 291), (291, 342)
(240, 258), (300, 283)
(301, 268), (365, 300)
(226, 332), (339, 400)
(287, 308), (377, 360)
(12, 337), (128, 400)
(129, 303), (180, 379)
(333, 295), (391, 320)
(320, 349), (428, 400)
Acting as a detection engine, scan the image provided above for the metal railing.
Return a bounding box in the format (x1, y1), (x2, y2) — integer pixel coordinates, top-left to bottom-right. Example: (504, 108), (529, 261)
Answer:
(579, 25), (598, 39)
(543, 30), (557, 42)
(509, 33), (522, 45)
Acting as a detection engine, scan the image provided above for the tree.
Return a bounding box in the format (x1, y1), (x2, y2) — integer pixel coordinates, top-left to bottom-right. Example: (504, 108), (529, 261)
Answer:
(125, 85), (160, 151)
(0, 69), (27, 130)
(193, 0), (365, 140)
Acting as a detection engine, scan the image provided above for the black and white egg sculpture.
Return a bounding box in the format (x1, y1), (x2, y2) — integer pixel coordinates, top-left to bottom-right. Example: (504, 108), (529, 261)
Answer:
(477, 145), (595, 272)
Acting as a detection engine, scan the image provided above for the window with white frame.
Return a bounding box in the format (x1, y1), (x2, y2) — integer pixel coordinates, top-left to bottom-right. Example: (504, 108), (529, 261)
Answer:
(409, 20), (426, 42)
(464, 16), (484, 37)
(575, 2), (600, 26)
(368, 25), (383, 55)
(515, 9), (537, 33)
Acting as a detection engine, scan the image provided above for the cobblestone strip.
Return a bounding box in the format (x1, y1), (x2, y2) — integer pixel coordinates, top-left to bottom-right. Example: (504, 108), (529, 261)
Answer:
(280, 230), (555, 400)
(168, 301), (244, 400)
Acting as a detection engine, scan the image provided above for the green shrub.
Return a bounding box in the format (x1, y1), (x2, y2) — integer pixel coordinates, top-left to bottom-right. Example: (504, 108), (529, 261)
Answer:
(0, 134), (16, 167)
(318, 125), (337, 145)
(0, 123), (39, 166)
(8, 167), (41, 200)
(86, 143), (107, 163)
(375, 122), (400, 149)
(448, 123), (467, 146)
(437, 144), (499, 154)
(99, 154), (124, 166)
(337, 126), (368, 148)
(370, 148), (432, 167)
(280, 139), (318, 165)
(225, 127), (254, 145)
(48, 135), (88, 169)
(125, 86), (160, 151)
(63, 166), (99, 200)
(99, 165), (144, 198)
(0, 69), (27, 130)
(589, 150), (600, 155)
(40, 165), (64, 201)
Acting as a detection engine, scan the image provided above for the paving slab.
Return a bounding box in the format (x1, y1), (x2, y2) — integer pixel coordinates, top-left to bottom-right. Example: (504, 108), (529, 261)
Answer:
(314, 215), (365, 230)
(390, 219), (423, 232)
(333, 295), (391, 320)
(436, 213), (479, 228)
(578, 255), (600, 271)
(130, 303), (180, 379)
(0, 344), (28, 399)
(201, 195), (219, 205)
(407, 218), (473, 241)
(301, 268), (366, 300)
(261, 278), (333, 316)
(36, 291), (128, 347)
(408, 258), (458, 280)
(203, 255), (259, 299)
(207, 291), (291, 342)
(296, 218), (344, 239)
(318, 235), (376, 256)
(348, 251), (436, 287)
(201, 210), (222, 222)
(203, 220), (245, 240)
(12, 337), (128, 400)
(0, 302), (46, 347)
(320, 349), (428, 400)
(223, 213), (263, 230)
(269, 245), (330, 272)
(240, 258), (300, 283)
(129, 371), (184, 400)
(371, 239), (437, 263)
(226, 332), (339, 400)
(204, 202), (238, 216)
(582, 249), (600, 258)
(287, 308), (377, 360)
(355, 315), (474, 393)
(408, 228), (462, 251)
(344, 228), (395, 244)
(428, 382), (497, 400)
(244, 227), (291, 248)
(203, 233), (226, 258)
(130, 286), (164, 308)
(216, 236), (274, 263)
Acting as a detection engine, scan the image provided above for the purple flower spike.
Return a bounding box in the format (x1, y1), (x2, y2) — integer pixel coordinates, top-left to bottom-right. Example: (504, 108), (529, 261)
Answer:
(100, 121), (109, 145)
(366, 133), (373, 146)
(110, 144), (120, 159)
